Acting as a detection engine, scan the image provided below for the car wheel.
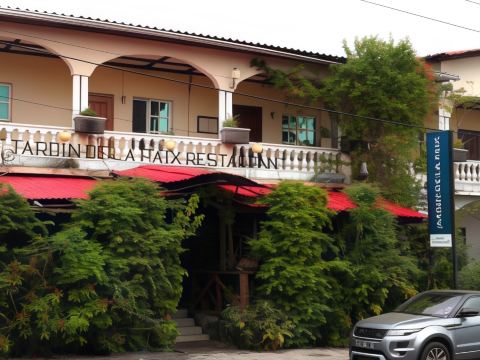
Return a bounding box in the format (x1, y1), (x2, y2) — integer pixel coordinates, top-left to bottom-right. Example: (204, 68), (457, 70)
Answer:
(421, 342), (450, 360)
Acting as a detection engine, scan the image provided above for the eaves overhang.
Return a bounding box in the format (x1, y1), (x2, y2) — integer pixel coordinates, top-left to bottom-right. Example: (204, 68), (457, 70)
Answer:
(0, 6), (346, 66)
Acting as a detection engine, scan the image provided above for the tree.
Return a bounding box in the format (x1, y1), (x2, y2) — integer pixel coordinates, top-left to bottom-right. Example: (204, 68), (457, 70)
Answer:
(248, 182), (349, 347)
(252, 37), (436, 206)
(61, 179), (203, 352)
(0, 179), (204, 355)
(0, 185), (49, 354)
(337, 184), (420, 322)
(321, 37), (436, 206)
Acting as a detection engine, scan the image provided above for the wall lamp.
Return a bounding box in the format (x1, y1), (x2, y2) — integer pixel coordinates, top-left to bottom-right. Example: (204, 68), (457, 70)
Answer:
(359, 161), (369, 180)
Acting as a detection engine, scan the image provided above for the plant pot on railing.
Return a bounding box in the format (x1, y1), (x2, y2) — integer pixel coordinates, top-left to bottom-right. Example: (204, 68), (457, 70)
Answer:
(74, 108), (106, 134)
(220, 116), (250, 144)
(220, 127), (250, 144)
(453, 148), (469, 162)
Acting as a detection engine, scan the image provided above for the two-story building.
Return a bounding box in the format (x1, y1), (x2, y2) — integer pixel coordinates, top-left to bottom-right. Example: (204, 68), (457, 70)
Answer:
(0, 6), (428, 342)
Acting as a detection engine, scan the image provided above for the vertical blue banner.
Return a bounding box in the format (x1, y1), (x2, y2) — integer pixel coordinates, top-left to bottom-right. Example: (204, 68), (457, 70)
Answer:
(426, 131), (454, 247)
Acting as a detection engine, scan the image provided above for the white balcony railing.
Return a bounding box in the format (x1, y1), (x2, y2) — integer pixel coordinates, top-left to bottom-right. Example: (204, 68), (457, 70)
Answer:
(0, 123), (348, 181)
(455, 161), (480, 182)
(454, 161), (480, 195)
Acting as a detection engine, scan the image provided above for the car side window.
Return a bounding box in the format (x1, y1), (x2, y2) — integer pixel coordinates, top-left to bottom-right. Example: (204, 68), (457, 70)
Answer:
(461, 297), (480, 312)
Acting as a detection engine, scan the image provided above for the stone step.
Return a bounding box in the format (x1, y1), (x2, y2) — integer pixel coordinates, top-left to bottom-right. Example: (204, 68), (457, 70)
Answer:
(175, 334), (210, 343)
(172, 309), (188, 319)
(178, 326), (202, 336)
(174, 318), (195, 327)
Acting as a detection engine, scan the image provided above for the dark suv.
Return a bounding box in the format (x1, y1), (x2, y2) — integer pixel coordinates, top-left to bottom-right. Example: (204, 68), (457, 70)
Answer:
(350, 290), (480, 360)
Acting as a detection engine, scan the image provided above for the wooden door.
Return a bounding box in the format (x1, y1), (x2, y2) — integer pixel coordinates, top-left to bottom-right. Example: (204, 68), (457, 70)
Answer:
(233, 105), (262, 142)
(459, 129), (480, 160)
(89, 93), (114, 131)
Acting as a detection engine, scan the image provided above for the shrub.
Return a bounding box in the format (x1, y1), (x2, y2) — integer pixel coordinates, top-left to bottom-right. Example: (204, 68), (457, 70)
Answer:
(249, 182), (347, 347)
(220, 301), (293, 350)
(79, 108), (98, 117)
(0, 185), (49, 354)
(459, 261), (480, 290)
(222, 115), (239, 128)
(338, 184), (420, 322)
(0, 179), (203, 355)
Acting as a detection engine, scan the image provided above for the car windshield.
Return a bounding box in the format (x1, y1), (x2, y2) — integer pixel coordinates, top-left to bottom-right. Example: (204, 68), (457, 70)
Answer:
(395, 292), (463, 318)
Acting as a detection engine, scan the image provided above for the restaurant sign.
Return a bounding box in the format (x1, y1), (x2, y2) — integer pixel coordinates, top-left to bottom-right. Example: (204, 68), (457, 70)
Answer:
(3, 140), (280, 169)
(426, 131), (454, 248)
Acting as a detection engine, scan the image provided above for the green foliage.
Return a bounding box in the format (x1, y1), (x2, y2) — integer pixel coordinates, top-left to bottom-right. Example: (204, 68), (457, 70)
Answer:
(397, 224), (467, 291)
(0, 184), (48, 243)
(0, 179), (203, 355)
(249, 182), (345, 347)
(443, 86), (480, 133)
(65, 179), (203, 352)
(0, 186), (49, 354)
(459, 261), (480, 290)
(220, 301), (293, 350)
(222, 115), (239, 128)
(251, 58), (322, 104)
(321, 37), (435, 207)
(79, 108), (98, 117)
(453, 138), (464, 149)
(252, 37), (434, 207)
(335, 184), (420, 323)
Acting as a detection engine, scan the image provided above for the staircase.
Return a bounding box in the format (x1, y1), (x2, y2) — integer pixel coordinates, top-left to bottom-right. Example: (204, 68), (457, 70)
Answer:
(173, 309), (210, 343)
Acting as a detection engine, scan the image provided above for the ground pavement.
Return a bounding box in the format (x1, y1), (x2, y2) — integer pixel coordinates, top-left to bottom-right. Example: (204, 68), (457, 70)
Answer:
(50, 342), (349, 360)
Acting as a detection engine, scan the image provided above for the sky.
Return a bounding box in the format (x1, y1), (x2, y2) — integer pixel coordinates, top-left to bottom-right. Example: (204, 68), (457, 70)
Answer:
(1, 0), (480, 58)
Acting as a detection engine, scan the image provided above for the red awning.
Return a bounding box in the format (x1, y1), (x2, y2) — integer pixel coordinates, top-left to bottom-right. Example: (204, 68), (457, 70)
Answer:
(114, 165), (426, 219)
(113, 165), (262, 190)
(325, 191), (426, 219)
(327, 190), (356, 212)
(0, 170), (426, 219)
(0, 175), (97, 200)
(377, 199), (427, 219)
(113, 165), (211, 183)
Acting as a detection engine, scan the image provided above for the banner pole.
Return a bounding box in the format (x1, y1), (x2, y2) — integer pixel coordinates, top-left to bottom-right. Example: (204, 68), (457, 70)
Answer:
(426, 130), (456, 288)
(449, 131), (457, 289)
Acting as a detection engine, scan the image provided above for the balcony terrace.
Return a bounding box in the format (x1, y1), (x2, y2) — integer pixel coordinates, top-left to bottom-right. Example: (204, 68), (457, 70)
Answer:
(0, 123), (350, 183)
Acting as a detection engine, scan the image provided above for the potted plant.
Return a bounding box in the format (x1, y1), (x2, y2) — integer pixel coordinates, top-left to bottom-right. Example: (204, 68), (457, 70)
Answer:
(220, 116), (250, 144)
(74, 108), (107, 134)
(453, 138), (469, 162)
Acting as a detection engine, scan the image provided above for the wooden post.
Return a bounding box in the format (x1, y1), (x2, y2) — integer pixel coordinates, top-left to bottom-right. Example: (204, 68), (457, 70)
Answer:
(239, 272), (249, 310)
(215, 275), (222, 312)
(227, 223), (235, 269)
(219, 215), (226, 271)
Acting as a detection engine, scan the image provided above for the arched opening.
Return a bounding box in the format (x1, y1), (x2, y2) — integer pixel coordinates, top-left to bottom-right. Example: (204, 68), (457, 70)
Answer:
(0, 36), (74, 127)
(89, 55), (218, 137)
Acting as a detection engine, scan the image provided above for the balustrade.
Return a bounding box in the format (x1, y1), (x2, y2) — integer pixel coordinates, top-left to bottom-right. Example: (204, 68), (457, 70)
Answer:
(0, 123), (345, 178)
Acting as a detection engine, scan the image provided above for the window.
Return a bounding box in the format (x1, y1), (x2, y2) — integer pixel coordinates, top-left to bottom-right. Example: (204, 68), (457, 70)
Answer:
(0, 84), (11, 121)
(132, 98), (171, 134)
(197, 116), (218, 134)
(282, 115), (315, 146)
(460, 297), (480, 314)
